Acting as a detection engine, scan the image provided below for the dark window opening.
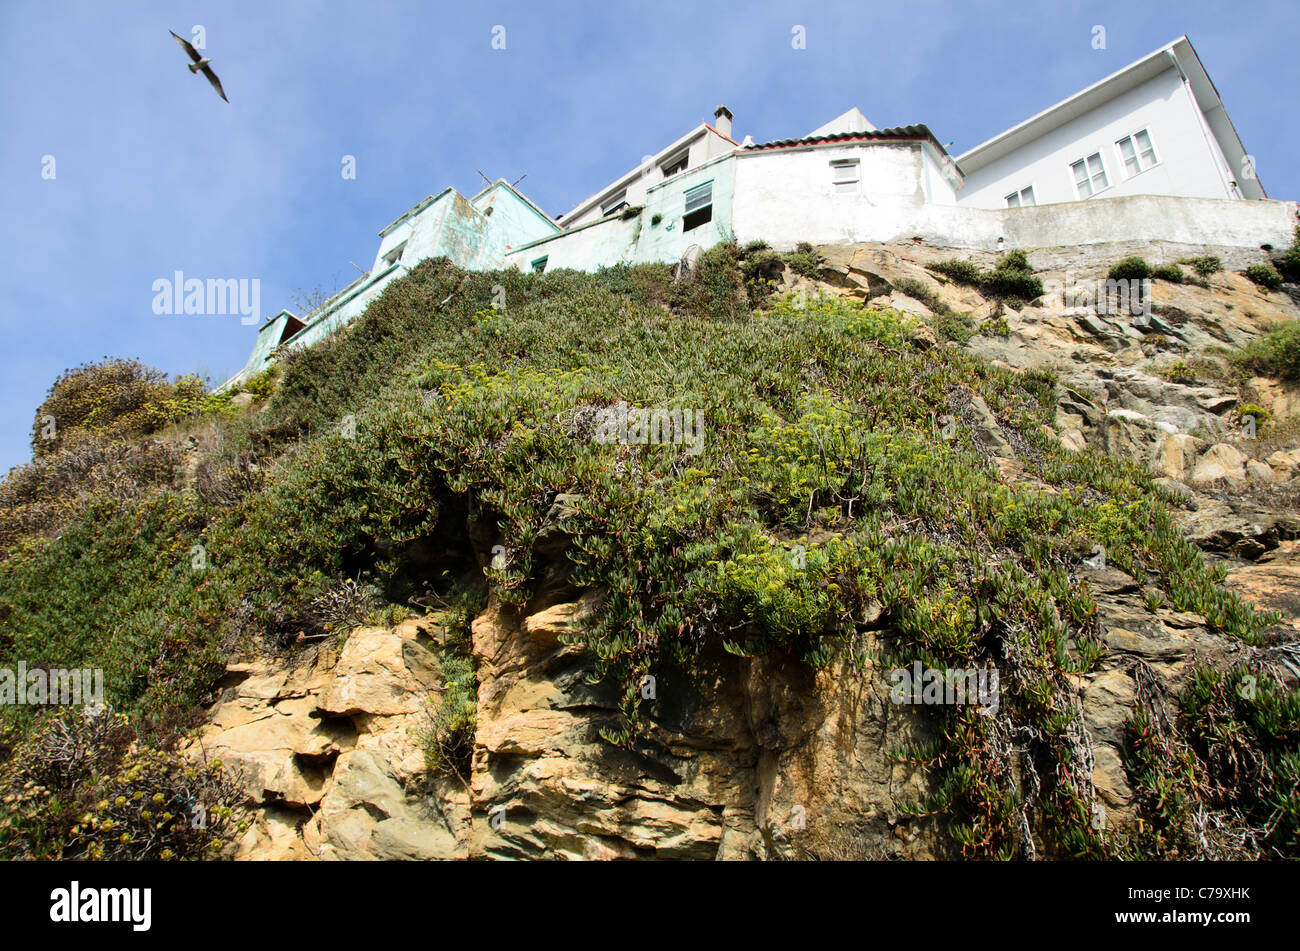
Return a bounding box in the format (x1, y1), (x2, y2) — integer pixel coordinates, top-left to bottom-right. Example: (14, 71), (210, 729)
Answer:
(683, 181), (713, 232)
(683, 206), (712, 231)
(531, 255), (548, 273)
(277, 315), (306, 345)
(661, 152), (689, 177)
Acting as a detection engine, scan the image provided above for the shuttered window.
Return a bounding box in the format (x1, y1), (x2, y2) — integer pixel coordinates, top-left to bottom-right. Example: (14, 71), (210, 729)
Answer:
(684, 181), (712, 214)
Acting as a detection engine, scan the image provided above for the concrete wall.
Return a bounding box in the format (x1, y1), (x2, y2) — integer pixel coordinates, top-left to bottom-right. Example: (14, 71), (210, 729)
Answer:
(958, 67), (1237, 208)
(731, 142), (955, 245)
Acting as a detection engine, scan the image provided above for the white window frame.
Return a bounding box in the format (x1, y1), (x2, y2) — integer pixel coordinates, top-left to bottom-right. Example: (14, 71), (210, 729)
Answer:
(1070, 152), (1109, 199)
(830, 158), (861, 194)
(1005, 185), (1036, 208)
(1115, 128), (1159, 179)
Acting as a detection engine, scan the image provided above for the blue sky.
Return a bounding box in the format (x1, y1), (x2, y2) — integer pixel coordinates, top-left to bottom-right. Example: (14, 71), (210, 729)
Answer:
(1, 0), (1296, 475)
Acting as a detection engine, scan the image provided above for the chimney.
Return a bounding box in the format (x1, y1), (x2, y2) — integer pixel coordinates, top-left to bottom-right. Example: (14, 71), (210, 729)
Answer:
(713, 104), (733, 140)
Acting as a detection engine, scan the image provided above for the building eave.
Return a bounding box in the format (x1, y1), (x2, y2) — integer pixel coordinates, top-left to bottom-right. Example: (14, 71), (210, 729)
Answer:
(558, 122), (738, 225)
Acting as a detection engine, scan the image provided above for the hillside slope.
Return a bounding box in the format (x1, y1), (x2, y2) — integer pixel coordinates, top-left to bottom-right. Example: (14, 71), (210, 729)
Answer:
(2, 241), (1298, 860)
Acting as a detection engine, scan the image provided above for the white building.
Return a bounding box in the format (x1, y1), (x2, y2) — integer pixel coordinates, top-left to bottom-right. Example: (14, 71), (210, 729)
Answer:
(955, 36), (1267, 209)
(224, 36), (1295, 388)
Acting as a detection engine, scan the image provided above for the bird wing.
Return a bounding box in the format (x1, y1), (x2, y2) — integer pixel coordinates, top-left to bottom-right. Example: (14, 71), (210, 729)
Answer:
(170, 30), (203, 64)
(201, 65), (229, 102)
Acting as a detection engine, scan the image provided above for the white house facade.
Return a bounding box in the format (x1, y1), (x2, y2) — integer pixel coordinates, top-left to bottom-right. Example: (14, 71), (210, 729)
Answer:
(954, 36), (1266, 209)
(223, 36), (1295, 389)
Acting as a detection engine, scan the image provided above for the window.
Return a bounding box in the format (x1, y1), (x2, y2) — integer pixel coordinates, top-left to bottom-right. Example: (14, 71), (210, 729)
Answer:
(830, 158), (860, 194)
(683, 180), (713, 231)
(1005, 186), (1036, 208)
(530, 255), (548, 273)
(660, 152), (689, 177)
(601, 190), (629, 217)
(382, 241), (406, 267)
(1070, 153), (1109, 198)
(1116, 129), (1158, 178)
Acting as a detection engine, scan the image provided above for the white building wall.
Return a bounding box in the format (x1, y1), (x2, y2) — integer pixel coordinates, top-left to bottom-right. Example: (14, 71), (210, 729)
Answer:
(731, 142), (934, 245)
(957, 68), (1236, 209)
(561, 128), (737, 229)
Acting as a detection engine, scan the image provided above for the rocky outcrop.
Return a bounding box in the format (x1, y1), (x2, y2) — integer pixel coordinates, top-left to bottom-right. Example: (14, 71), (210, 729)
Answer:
(191, 622), (470, 860)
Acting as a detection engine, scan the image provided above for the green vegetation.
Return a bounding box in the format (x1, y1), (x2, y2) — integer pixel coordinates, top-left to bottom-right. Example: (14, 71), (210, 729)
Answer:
(0, 710), (245, 859)
(1107, 257), (1150, 281)
(1150, 264), (1184, 283)
(421, 652), (478, 778)
(1279, 227), (1300, 284)
(1124, 664), (1300, 858)
(783, 241), (821, 278)
(1244, 264), (1284, 291)
(1237, 403), (1271, 428)
(1159, 361), (1198, 385)
(979, 316), (1010, 337)
(1230, 321), (1300, 383)
(29, 358), (215, 458)
(240, 365), (281, 402)
(1181, 255), (1223, 278)
(0, 247), (1289, 859)
(931, 251), (1043, 302)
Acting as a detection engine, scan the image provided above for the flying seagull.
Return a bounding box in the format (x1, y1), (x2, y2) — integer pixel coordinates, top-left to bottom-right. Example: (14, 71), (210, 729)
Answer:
(170, 30), (228, 102)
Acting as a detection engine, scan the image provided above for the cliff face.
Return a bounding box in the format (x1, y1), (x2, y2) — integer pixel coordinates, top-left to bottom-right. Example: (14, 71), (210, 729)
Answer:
(195, 242), (1300, 860)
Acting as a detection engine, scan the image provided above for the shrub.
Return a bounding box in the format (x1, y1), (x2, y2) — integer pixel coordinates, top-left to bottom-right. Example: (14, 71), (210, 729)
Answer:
(0, 709), (246, 860)
(241, 365), (280, 402)
(1182, 255), (1222, 278)
(1159, 361), (1197, 385)
(981, 252), (1043, 300)
(422, 652), (477, 778)
(1244, 264), (1283, 291)
(1236, 403), (1271, 426)
(892, 276), (935, 304)
(29, 359), (208, 458)
(670, 242), (750, 320)
(931, 253), (1043, 300)
(1278, 227), (1300, 283)
(783, 242), (821, 278)
(1151, 264), (1184, 283)
(0, 437), (181, 558)
(980, 316), (1010, 337)
(1108, 257), (1150, 281)
(738, 244), (787, 306)
(930, 259), (984, 286)
(1230, 322), (1300, 382)
(932, 311), (976, 344)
